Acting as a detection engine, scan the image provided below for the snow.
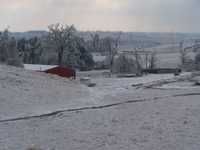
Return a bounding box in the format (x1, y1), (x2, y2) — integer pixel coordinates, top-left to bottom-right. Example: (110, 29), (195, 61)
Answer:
(1, 64), (200, 150)
(92, 53), (106, 62)
(153, 81), (198, 90)
(85, 72), (192, 102)
(1, 89), (200, 150)
(0, 65), (92, 120)
(24, 64), (58, 71)
(0, 65), (193, 120)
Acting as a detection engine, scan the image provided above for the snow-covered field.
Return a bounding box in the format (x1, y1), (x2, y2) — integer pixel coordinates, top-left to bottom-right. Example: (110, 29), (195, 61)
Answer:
(24, 64), (57, 71)
(0, 65), (92, 120)
(157, 51), (196, 68)
(1, 65), (189, 120)
(0, 64), (200, 150)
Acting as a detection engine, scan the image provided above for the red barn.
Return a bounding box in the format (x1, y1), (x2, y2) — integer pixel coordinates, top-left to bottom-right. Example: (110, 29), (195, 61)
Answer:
(45, 66), (76, 79)
(24, 64), (76, 79)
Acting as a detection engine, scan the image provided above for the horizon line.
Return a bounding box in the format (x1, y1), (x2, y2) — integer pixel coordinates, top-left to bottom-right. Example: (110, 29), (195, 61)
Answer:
(7, 30), (200, 35)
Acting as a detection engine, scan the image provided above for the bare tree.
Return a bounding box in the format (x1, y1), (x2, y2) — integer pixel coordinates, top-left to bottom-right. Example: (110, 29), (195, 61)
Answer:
(114, 32), (122, 50)
(179, 41), (189, 66)
(0, 29), (9, 62)
(18, 37), (43, 64)
(0, 29), (23, 67)
(6, 37), (23, 67)
(145, 53), (149, 69)
(47, 23), (76, 66)
(133, 48), (143, 75)
(108, 32), (122, 73)
(149, 51), (157, 69)
(90, 33), (100, 52)
(117, 53), (136, 74)
(28, 37), (42, 64)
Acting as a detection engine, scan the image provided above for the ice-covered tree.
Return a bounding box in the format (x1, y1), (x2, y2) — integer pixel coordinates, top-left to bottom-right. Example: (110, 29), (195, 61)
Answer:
(179, 41), (190, 66)
(0, 29), (9, 62)
(90, 33), (101, 52)
(18, 37), (42, 64)
(76, 37), (94, 70)
(47, 23), (76, 66)
(149, 51), (157, 69)
(0, 29), (23, 67)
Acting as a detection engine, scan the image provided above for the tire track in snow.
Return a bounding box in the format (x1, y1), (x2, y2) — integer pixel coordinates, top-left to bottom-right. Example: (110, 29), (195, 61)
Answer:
(0, 92), (200, 124)
(133, 73), (192, 89)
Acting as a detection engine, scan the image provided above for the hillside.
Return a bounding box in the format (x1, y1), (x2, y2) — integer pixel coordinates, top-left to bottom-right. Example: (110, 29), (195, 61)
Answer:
(0, 65), (91, 120)
(1, 65), (200, 150)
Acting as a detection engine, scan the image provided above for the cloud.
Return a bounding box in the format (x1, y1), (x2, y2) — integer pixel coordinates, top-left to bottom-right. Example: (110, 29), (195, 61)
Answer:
(0, 0), (199, 32)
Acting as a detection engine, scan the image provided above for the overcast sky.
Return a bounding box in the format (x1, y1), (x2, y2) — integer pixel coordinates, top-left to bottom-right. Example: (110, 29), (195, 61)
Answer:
(0, 0), (199, 32)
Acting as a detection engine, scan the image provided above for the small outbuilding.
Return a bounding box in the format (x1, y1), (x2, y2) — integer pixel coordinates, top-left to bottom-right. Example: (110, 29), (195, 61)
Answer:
(45, 66), (76, 79)
(24, 64), (76, 79)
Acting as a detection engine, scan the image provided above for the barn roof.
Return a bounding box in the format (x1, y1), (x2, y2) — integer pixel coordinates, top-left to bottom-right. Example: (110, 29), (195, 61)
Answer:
(24, 64), (58, 71)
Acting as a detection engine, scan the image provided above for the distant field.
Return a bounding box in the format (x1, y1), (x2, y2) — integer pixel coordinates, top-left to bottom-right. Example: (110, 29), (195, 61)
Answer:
(118, 42), (196, 68)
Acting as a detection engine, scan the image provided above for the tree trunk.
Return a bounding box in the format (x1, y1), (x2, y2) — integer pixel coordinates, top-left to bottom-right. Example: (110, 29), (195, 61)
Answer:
(58, 48), (64, 66)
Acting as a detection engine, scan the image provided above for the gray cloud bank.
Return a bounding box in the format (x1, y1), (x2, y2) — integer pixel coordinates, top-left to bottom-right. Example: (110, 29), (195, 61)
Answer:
(0, 0), (199, 32)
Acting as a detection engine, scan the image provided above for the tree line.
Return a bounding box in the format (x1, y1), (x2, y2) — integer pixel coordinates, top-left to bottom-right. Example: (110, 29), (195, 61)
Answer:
(0, 24), (124, 72)
(1, 24), (111, 70)
(0, 25), (157, 74)
(2, 24), (200, 73)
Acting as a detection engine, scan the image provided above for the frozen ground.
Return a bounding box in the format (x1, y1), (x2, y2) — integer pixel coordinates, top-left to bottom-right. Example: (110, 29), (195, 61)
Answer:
(0, 65), (92, 120)
(0, 65), (200, 150)
(24, 64), (57, 71)
(1, 92), (200, 150)
(0, 66), (190, 120)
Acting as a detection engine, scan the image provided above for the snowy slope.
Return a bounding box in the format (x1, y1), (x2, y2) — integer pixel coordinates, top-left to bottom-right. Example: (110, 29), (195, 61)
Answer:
(1, 65), (200, 150)
(0, 65), (92, 120)
(0, 65), (193, 120)
(24, 64), (57, 71)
